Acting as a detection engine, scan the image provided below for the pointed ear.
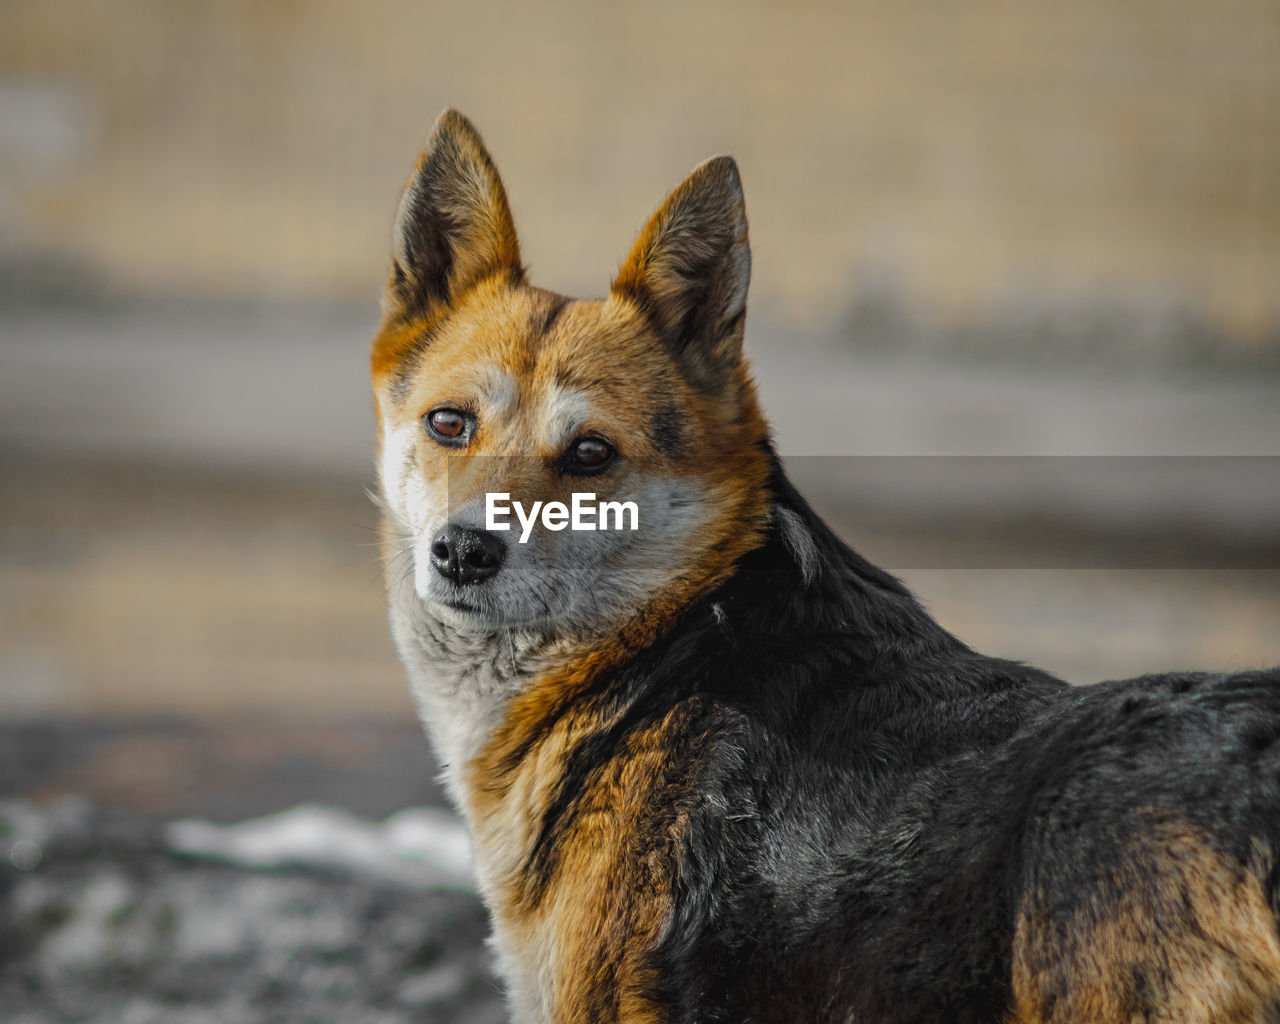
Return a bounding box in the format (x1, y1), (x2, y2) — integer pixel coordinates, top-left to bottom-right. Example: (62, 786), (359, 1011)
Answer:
(611, 156), (751, 392)
(384, 109), (523, 324)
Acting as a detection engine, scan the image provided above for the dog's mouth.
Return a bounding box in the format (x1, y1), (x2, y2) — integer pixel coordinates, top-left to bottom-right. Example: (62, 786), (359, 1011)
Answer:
(429, 589), (508, 628)
(428, 589), (562, 633)
(432, 586), (485, 613)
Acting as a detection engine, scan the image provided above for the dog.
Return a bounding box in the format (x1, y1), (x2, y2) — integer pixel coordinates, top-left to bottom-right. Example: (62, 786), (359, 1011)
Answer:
(371, 109), (1280, 1023)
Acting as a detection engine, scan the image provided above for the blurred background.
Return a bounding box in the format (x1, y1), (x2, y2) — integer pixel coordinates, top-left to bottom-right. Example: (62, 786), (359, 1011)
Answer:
(2, 2), (1278, 1020)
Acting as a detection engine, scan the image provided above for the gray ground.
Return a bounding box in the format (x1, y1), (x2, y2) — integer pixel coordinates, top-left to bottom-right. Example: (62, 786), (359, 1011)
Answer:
(1, 799), (502, 1024)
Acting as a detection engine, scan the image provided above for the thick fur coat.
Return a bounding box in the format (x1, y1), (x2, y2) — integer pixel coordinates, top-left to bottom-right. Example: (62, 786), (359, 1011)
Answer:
(372, 110), (1280, 1024)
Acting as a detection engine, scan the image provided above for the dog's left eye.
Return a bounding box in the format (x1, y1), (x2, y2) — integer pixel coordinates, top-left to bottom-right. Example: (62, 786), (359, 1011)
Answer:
(564, 436), (616, 474)
(425, 408), (473, 446)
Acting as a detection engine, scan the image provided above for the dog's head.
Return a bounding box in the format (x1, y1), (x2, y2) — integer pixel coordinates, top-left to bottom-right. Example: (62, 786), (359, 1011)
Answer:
(372, 110), (772, 634)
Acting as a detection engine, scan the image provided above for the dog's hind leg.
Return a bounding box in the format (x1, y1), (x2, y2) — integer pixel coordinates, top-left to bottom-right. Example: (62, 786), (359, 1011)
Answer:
(1009, 822), (1280, 1024)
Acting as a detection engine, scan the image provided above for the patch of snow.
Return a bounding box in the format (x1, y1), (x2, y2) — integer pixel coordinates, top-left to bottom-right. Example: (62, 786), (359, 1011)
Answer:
(397, 961), (471, 1005)
(164, 803), (474, 891)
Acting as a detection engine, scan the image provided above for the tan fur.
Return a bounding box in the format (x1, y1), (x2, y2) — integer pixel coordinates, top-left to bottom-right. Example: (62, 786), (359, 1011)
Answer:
(373, 277), (770, 553)
(1012, 820), (1280, 1024)
(468, 684), (697, 1024)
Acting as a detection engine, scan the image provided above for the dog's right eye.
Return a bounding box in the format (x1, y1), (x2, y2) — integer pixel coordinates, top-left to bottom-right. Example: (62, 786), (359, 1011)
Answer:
(425, 408), (472, 446)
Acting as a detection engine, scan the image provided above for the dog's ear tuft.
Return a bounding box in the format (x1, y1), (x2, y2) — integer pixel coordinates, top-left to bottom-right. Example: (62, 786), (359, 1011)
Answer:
(611, 155), (751, 392)
(384, 109), (524, 324)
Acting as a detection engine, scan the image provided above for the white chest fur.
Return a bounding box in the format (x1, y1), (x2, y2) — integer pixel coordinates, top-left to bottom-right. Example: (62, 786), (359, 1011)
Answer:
(384, 567), (545, 810)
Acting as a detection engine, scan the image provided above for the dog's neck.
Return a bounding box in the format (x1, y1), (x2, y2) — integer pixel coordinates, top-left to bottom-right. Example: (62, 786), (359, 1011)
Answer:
(385, 558), (708, 816)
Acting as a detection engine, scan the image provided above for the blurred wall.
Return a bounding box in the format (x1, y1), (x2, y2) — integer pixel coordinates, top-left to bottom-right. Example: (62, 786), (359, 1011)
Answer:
(3, 0), (1278, 353)
(1, 2), (1278, 724)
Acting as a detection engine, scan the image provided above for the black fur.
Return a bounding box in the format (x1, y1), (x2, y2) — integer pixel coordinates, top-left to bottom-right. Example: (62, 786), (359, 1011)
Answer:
(648, 402), (689, 459)
(528, 452), (1280, 1022)
(531, 293), (571, 341)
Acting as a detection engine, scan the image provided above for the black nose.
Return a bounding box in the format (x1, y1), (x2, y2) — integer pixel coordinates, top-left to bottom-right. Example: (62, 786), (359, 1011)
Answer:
(430, 525), (506, 585)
